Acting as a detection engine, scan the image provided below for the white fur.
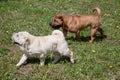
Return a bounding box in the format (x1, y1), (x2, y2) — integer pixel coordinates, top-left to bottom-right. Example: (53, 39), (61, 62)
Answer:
(12, 30), (74, 67)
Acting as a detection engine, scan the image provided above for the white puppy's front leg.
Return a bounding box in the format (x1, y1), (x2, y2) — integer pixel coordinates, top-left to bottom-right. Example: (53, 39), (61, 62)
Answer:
(40, 54), (45, 66)
(16, 54), (28, 67)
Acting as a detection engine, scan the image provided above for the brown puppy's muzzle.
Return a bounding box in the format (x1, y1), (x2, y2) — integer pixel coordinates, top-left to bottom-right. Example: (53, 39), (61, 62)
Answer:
(49, 22), (53, 27)
(49, 22), (61, 29)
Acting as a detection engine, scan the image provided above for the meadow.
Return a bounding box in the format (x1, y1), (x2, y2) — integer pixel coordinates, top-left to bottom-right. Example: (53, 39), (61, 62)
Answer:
(0, 0), (120, 80)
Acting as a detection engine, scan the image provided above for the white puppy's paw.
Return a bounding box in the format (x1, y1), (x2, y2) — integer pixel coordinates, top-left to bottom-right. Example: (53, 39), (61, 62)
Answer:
(71, 59), (74, 64)
(16, 63), (21, 66)
(40, 62), (44, 66)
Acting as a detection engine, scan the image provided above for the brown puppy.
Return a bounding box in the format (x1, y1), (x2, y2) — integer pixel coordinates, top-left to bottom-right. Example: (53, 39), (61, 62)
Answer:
(49, 7), (104, 43)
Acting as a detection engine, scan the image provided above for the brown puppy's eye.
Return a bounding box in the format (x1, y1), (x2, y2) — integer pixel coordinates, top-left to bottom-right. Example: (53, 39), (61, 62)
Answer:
(54, 19), (56, 22)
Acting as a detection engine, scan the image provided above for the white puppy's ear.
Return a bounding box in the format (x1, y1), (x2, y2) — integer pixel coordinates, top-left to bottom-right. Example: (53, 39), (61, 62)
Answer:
(25, 37), (30, 45)
(24, 37), (30, 50)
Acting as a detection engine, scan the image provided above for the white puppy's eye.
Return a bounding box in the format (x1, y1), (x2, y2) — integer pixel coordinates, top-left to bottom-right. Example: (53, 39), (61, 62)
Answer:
(16, 34), (19, 37)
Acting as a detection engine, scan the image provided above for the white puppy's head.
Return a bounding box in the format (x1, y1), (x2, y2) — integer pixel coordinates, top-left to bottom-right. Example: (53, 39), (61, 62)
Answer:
(12, 31), (30, 46)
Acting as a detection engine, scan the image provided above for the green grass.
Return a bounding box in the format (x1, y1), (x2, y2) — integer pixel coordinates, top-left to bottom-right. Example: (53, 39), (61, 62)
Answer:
(0, 0), (120, 80)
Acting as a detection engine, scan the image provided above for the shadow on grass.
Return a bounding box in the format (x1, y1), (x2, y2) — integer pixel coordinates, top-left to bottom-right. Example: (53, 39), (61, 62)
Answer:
(24, 55), (74, 65)
(67, 35), (107, 42)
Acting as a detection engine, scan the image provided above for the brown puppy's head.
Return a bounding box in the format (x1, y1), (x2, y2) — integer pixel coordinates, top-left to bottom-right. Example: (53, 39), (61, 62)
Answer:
(49, 14), (63, 29)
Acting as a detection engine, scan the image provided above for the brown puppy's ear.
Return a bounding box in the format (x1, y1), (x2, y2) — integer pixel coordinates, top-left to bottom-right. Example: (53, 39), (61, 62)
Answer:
(56, 14), (63, 20)
(55, 14), (64, 25)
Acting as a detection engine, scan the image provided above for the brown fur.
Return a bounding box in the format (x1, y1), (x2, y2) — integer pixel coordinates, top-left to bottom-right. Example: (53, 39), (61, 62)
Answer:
(49, 7), (104, 43)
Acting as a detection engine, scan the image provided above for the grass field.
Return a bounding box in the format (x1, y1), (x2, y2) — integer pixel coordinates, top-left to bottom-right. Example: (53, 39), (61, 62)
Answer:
(0, 0), (120, 80)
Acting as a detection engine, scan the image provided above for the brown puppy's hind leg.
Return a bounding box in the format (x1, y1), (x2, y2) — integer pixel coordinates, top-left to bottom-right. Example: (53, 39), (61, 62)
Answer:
(89, 27), (97, 43)
(97, 28), (104, 40)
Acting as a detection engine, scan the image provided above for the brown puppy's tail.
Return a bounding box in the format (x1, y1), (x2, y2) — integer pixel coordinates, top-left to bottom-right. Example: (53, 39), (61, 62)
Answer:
(93, 7), (101, 16)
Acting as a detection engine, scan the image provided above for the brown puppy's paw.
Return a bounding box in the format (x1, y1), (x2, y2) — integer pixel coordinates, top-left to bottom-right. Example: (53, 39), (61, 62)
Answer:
(89, 40), (93, 43)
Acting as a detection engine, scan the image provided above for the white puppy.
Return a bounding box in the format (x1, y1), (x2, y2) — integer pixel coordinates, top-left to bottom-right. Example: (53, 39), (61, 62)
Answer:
(12, 30), (74, 68)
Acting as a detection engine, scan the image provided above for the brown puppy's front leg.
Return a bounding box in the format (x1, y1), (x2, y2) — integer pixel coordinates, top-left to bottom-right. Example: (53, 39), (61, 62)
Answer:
(63, 29), (68, 38)
(75, 31), (80, 41)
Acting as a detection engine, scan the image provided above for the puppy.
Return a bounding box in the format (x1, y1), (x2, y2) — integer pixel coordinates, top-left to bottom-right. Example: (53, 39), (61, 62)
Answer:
(12, 30), (74, 68)
(49, 7), (104, 43)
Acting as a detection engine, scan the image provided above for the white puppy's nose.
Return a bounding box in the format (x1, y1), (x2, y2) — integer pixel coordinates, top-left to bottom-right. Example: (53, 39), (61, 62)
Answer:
(11, 33), (16, 42)
(12, 33), (16, 36)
